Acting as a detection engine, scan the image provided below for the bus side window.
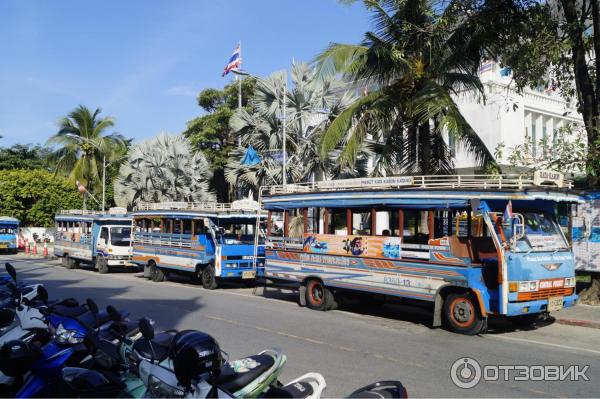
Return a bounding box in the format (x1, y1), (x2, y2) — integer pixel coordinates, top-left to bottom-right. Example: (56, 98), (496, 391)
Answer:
(269, 212), (284, 237)
(287, 209), (304, 238)
(193, 219), (205, 235)
(352, 209), (372, 236)
(100, 227), (109, 244)
(328, 209), (347, 236)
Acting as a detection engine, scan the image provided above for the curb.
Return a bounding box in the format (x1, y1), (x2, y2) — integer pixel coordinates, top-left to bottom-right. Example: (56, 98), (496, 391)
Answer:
(556, 317), (600, 330)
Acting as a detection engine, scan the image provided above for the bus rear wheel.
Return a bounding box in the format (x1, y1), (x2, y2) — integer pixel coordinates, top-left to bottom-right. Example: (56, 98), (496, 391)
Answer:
(443, 293), (484, 335)
(201, 265), (218, 290)
(305, 279), (336, 311)
(96, 257), (109, 274)
(64, 255), (77, 270)
(152, 266), (166, 282)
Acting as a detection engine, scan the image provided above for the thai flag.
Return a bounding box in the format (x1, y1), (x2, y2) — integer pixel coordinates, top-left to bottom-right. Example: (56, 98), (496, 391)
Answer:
(222, 44), (241, 77)
(503, 200), (514, 220)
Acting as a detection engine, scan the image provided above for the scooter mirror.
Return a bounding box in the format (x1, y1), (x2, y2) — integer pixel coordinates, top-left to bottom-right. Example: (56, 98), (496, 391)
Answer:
(106, 305), (121, 322)
(37, 286), (49, 305)
(86, 298), (99, 315)
(139, 317), (154, 341)
(5, 263), (16, 282)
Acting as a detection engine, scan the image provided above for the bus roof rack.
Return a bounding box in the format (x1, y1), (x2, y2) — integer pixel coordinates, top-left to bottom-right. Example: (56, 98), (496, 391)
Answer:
(260, 173), (573, 196)
(57, 207), (130, 216)
(134, 200), (262, 213)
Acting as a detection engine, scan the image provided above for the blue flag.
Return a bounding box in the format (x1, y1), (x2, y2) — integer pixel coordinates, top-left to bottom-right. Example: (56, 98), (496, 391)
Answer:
(241, 145), (261, 166)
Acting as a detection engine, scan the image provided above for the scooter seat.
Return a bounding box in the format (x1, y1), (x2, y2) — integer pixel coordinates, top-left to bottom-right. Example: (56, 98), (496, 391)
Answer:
(104, 320), (139, 339)
(263, 381), (315, 398)
(132, 335), (171, 362)
(216, 354), (275, 394)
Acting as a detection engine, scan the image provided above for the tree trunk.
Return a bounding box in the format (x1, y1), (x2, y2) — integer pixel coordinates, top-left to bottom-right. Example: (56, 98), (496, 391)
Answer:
(418, 122), (432, 174)
(560, 0), (600, 185)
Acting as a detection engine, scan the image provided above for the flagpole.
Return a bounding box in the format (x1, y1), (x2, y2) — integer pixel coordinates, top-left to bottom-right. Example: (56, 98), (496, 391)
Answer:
(237, 40), (242, 148)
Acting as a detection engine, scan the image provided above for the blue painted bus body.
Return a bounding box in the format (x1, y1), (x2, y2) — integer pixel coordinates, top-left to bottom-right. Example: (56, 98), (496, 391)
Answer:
(261, 182), (580, 327)
(0, 216), (19, 253)
(131, 206), (265, 282)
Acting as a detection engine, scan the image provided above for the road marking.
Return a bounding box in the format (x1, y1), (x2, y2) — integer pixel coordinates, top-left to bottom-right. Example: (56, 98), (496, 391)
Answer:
(487, 334), (600, 356)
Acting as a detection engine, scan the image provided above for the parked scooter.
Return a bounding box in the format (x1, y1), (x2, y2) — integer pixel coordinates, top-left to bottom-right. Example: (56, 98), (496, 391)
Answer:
(0, 297), (132, 397)
(0, 263), (43, 311)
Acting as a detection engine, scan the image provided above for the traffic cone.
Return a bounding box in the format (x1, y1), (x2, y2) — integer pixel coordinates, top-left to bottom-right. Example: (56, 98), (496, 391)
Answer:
(43, 242), (48, 257)
(25, 241), (29, 254)
(32, 243), (38, 255)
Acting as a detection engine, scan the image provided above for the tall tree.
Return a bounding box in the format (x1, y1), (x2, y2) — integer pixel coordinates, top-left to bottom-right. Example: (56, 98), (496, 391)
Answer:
(0, 169), (82, 226)
(183, 78), (256, 201)
(114, 134), (215, 209)
(0, 143), (50, 170)
(47, 105), (128, 196)
(226, 62), (366, 195)
(317, 0), (496, 175)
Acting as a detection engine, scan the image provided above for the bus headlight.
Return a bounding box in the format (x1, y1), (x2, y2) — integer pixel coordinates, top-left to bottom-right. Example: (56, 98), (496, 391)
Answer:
(564, 277), (576, 288)
(510, 280), (538, 292)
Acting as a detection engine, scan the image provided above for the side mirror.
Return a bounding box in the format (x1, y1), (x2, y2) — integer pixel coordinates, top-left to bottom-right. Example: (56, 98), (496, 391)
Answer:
(139, 317), (154, 341)
(86, 298), (99, 315)
(107, 305), (121, 322)
(5, 263), (16, 282)
(37, 286), (49, 305)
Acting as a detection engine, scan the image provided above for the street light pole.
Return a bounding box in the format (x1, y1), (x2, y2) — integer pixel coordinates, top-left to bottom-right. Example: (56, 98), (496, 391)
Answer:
(282, 71), (287, 187)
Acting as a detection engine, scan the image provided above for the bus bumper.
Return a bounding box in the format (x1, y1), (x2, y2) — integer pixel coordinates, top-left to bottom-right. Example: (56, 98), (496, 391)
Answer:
(507, 293), (578, 316)
(220, 264), (265, 279)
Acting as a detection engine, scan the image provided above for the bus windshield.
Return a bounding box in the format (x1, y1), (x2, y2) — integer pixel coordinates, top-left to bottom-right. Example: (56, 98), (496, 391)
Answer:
(111, 227), (132, 247)
(505, 211), (568, 252)
(218, 220), (255, 244)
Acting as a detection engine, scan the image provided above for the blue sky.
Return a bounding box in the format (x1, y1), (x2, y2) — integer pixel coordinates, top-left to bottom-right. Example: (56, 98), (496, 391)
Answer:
(0, 0), (370, 147)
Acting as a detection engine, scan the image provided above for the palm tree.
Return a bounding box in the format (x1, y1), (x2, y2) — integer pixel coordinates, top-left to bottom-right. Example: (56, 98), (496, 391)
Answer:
(114, 133), (215, 209)
(226, 62), (368, 194)
(48, 105), (127, 193)
(315, 0), (497, 175)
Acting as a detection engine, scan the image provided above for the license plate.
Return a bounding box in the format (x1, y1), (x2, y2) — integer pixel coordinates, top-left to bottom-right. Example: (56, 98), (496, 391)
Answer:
(548, 296), (564, 312)
(242, 270), (256, 279)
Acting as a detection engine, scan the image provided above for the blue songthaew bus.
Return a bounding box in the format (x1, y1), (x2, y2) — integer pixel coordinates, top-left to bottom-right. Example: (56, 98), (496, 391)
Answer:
(54, 208), (134, 273)
(259, 172), (580, 335)
(131, 200), (265, 289)
(0, 216), (19, 254)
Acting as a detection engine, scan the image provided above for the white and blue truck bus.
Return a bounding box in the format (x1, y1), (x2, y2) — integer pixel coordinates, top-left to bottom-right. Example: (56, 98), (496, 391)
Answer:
(131, 199), (265, 289)
(0, 216), (19, 254)
(259, 172), (580, 335)
(54, 208), (134, 273)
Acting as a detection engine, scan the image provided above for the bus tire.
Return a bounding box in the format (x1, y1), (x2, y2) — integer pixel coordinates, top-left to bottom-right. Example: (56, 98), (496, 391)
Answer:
(65, 255), (77, 270)
(443, 293), (484, 335)
(152, 266), (166, 282)
(60, 256), (68, 267)
(305, 279), (335, 311)
(201, 265), (218, 290)
(96, 256), (109, 274)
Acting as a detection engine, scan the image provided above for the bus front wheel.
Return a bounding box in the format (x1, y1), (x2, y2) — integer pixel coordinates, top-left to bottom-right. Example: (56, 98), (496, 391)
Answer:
(443, 293), (484, 335)
(305, 279), (336, 311)
(201, 265), (218, 290)
(96, 257), (109, 274)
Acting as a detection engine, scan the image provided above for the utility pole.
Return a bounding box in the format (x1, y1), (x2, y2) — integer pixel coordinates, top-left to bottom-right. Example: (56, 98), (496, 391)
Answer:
(282, 70), (287, 186)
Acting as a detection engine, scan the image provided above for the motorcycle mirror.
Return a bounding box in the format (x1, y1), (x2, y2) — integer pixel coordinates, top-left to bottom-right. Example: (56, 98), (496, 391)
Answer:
(37, 286), (49, 305)
(138, 317), (154, 341)
(5, 263), (16, 282)
(86, 298), (99, 315)
(106, 305), (121, 322)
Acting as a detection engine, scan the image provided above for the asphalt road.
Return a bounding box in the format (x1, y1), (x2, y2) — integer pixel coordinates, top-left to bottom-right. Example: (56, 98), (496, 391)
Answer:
(3, 255), (600, 398)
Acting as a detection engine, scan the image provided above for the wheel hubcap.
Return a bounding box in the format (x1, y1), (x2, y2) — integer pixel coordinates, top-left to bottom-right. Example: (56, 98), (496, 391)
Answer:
(453, 300), (472, 323)
(311, 285), (324, 304)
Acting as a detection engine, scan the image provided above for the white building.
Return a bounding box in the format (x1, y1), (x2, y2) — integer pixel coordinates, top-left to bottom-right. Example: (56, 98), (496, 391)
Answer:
(452, 61), (583, 171)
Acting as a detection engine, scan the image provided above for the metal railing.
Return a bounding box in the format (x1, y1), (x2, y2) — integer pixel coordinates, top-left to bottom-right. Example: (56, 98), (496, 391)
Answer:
(260, 174), (574, 197)
(58, 209), (104, 216)
(133, 232), (193, 248)
(134, 200), (264, 213)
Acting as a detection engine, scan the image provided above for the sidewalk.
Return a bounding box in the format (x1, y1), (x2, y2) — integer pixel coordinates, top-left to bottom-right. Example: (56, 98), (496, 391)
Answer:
(554, 304), (600, 330)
